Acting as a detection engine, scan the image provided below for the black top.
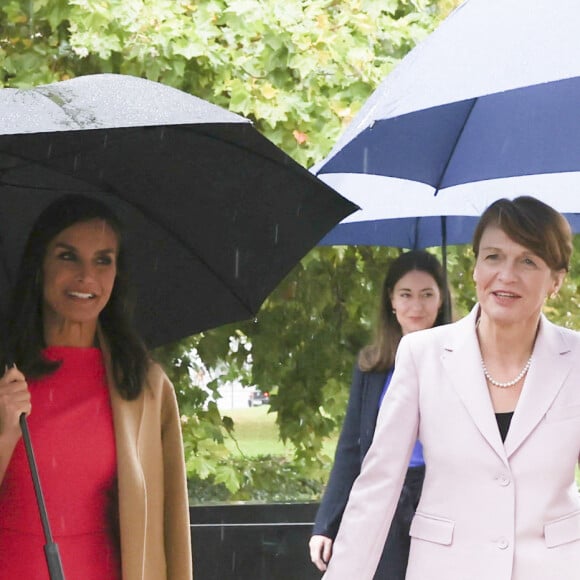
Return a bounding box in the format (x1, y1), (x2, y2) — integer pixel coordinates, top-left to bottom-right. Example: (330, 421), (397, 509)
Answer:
(495, 411), (514, 442)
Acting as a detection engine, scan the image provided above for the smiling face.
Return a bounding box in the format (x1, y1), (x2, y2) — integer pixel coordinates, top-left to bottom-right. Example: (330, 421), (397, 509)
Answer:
(473, 225), (565, 328)
(390, 270), (442, 336)
(42, 218), (119, 344)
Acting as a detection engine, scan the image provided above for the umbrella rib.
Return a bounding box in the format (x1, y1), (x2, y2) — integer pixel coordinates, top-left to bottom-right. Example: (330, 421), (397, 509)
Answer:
(0, 141), (273, 320)
(0, 122), (347, 324)
(5, 178), (259, 319)
(105, 191), (260, 318)
(171, 124), (327, 183)
(432, 98), (478, 194)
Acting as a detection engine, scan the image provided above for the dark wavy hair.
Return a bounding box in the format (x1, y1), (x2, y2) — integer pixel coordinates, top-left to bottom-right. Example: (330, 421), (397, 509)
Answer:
(4, 194), (149, 400)
(358, 250), (452, 372)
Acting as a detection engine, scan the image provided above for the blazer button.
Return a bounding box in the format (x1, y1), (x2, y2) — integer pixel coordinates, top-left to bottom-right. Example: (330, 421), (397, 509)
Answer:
(496, 474), (511, 486)
(497, 538), (509, 550)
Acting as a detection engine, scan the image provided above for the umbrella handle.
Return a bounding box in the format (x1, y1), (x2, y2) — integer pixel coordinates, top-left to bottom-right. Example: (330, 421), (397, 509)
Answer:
(440, 216), (451, 323)
(19, 414), (66, 580)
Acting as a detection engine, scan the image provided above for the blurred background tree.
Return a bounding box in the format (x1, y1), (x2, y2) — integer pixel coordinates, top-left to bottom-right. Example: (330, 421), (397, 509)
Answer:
(5, 0), (576, 501)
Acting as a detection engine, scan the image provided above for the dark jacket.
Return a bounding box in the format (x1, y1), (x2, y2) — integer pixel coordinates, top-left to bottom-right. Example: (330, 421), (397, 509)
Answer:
(313, 367), (387, 539)
(313, 366), (424, 580)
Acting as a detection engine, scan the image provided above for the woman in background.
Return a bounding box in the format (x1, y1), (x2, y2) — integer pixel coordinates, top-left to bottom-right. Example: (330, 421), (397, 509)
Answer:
(310, 250), (451, 578)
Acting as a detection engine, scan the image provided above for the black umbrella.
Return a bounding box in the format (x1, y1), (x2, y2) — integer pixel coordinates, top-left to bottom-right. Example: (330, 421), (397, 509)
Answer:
(0, 73), (357, 347)
(0, 73), (357, 579)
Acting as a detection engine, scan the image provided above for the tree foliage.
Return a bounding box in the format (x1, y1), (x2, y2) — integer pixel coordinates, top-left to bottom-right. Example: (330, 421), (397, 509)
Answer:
(1, 0), (447, 165)
(13, 0), (580, 503)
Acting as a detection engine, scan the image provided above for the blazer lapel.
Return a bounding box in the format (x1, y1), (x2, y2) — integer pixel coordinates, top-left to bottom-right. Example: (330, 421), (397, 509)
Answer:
(504, 316), (575, 458)
(441, 307), (508, 464)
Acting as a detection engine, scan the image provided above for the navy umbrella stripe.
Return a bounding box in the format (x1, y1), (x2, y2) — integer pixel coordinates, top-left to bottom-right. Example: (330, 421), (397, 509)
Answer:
(320, 76), (580, 189)
(317, 76), (580, 249)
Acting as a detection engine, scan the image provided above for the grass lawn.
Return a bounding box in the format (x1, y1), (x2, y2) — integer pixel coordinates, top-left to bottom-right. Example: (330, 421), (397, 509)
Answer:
(224, 405), (291, 456)
(223, 405), (338, 459)
(223, 410), (580, 491)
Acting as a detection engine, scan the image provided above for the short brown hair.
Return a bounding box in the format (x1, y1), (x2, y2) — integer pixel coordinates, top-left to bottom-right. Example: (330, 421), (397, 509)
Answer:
(472, 196), (572, 272)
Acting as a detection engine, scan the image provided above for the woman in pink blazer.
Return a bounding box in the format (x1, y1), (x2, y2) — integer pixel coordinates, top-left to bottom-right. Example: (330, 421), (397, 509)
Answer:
(323, 196), (580, 580)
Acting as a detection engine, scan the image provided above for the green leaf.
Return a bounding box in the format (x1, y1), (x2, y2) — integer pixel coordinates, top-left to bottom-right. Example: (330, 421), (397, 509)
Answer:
(214, 464), (242, 493)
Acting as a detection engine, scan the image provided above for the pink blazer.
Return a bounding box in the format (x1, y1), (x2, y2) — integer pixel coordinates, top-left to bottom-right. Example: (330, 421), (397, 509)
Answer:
(324, 306), (580, 580)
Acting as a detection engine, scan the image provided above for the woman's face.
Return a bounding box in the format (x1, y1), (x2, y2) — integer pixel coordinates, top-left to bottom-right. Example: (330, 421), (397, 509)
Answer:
(473, 225), (564, 326)
(390, 270), (442, 336)
(42, 219), (119, 331)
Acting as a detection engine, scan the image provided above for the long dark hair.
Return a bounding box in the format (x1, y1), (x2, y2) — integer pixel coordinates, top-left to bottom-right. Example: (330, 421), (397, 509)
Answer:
(4, 194), (149, 400)
(358, 250), (451, 372)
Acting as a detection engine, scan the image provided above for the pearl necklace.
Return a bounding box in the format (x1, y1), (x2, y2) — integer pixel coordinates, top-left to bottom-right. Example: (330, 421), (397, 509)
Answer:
(481, 355), (532, 388)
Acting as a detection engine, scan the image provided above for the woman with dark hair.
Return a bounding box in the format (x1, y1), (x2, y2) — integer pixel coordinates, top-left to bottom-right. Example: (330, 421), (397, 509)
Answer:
(0, 194), (192, 579)
(323, 197), (580, 580)
(310, 250), (452, 579)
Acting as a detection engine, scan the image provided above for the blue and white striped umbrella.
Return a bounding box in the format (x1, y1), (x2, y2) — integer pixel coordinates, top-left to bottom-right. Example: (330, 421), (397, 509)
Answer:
(314, 0), (580, 249)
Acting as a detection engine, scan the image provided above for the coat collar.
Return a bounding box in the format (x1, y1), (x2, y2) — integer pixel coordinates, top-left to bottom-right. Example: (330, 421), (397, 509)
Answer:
(441, 306), (506, 462)
(504, 313), (574, 457)
(440, 305), (574, 462)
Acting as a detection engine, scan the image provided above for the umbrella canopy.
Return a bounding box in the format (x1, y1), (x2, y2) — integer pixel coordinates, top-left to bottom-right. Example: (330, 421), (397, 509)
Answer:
(0, 74), (357, 347)
(314, 0), (580, 249)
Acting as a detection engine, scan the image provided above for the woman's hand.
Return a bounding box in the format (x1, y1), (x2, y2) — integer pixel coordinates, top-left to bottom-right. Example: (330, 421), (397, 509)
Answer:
(309, 534), (334, 572)
(0, 366), (30, 483)
(0, 366), (30, 439)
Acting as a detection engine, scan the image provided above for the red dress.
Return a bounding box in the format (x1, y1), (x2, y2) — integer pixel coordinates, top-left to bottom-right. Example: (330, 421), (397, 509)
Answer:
(0, 347), (122, 579)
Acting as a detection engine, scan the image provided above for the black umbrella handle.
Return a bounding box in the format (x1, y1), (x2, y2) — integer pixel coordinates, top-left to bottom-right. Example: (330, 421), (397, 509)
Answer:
(19, 413), (66, 580)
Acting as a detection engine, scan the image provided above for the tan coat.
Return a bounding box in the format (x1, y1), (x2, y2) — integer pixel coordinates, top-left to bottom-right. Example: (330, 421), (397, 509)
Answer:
(103, 342), (193, 579)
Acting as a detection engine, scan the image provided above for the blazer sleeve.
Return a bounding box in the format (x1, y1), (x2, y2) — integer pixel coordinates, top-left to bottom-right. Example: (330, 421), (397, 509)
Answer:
(160, 374), (193, 579)
(323, 338), (420, 580)
(312, 366), (375, 539)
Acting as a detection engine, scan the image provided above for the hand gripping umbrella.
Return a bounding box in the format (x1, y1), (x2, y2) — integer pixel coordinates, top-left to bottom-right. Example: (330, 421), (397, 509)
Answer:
(0, 74), (357, 579)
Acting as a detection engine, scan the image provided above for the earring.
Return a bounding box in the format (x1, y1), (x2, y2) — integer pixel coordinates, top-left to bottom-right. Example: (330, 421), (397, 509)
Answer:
(550, 291), (558, 299)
